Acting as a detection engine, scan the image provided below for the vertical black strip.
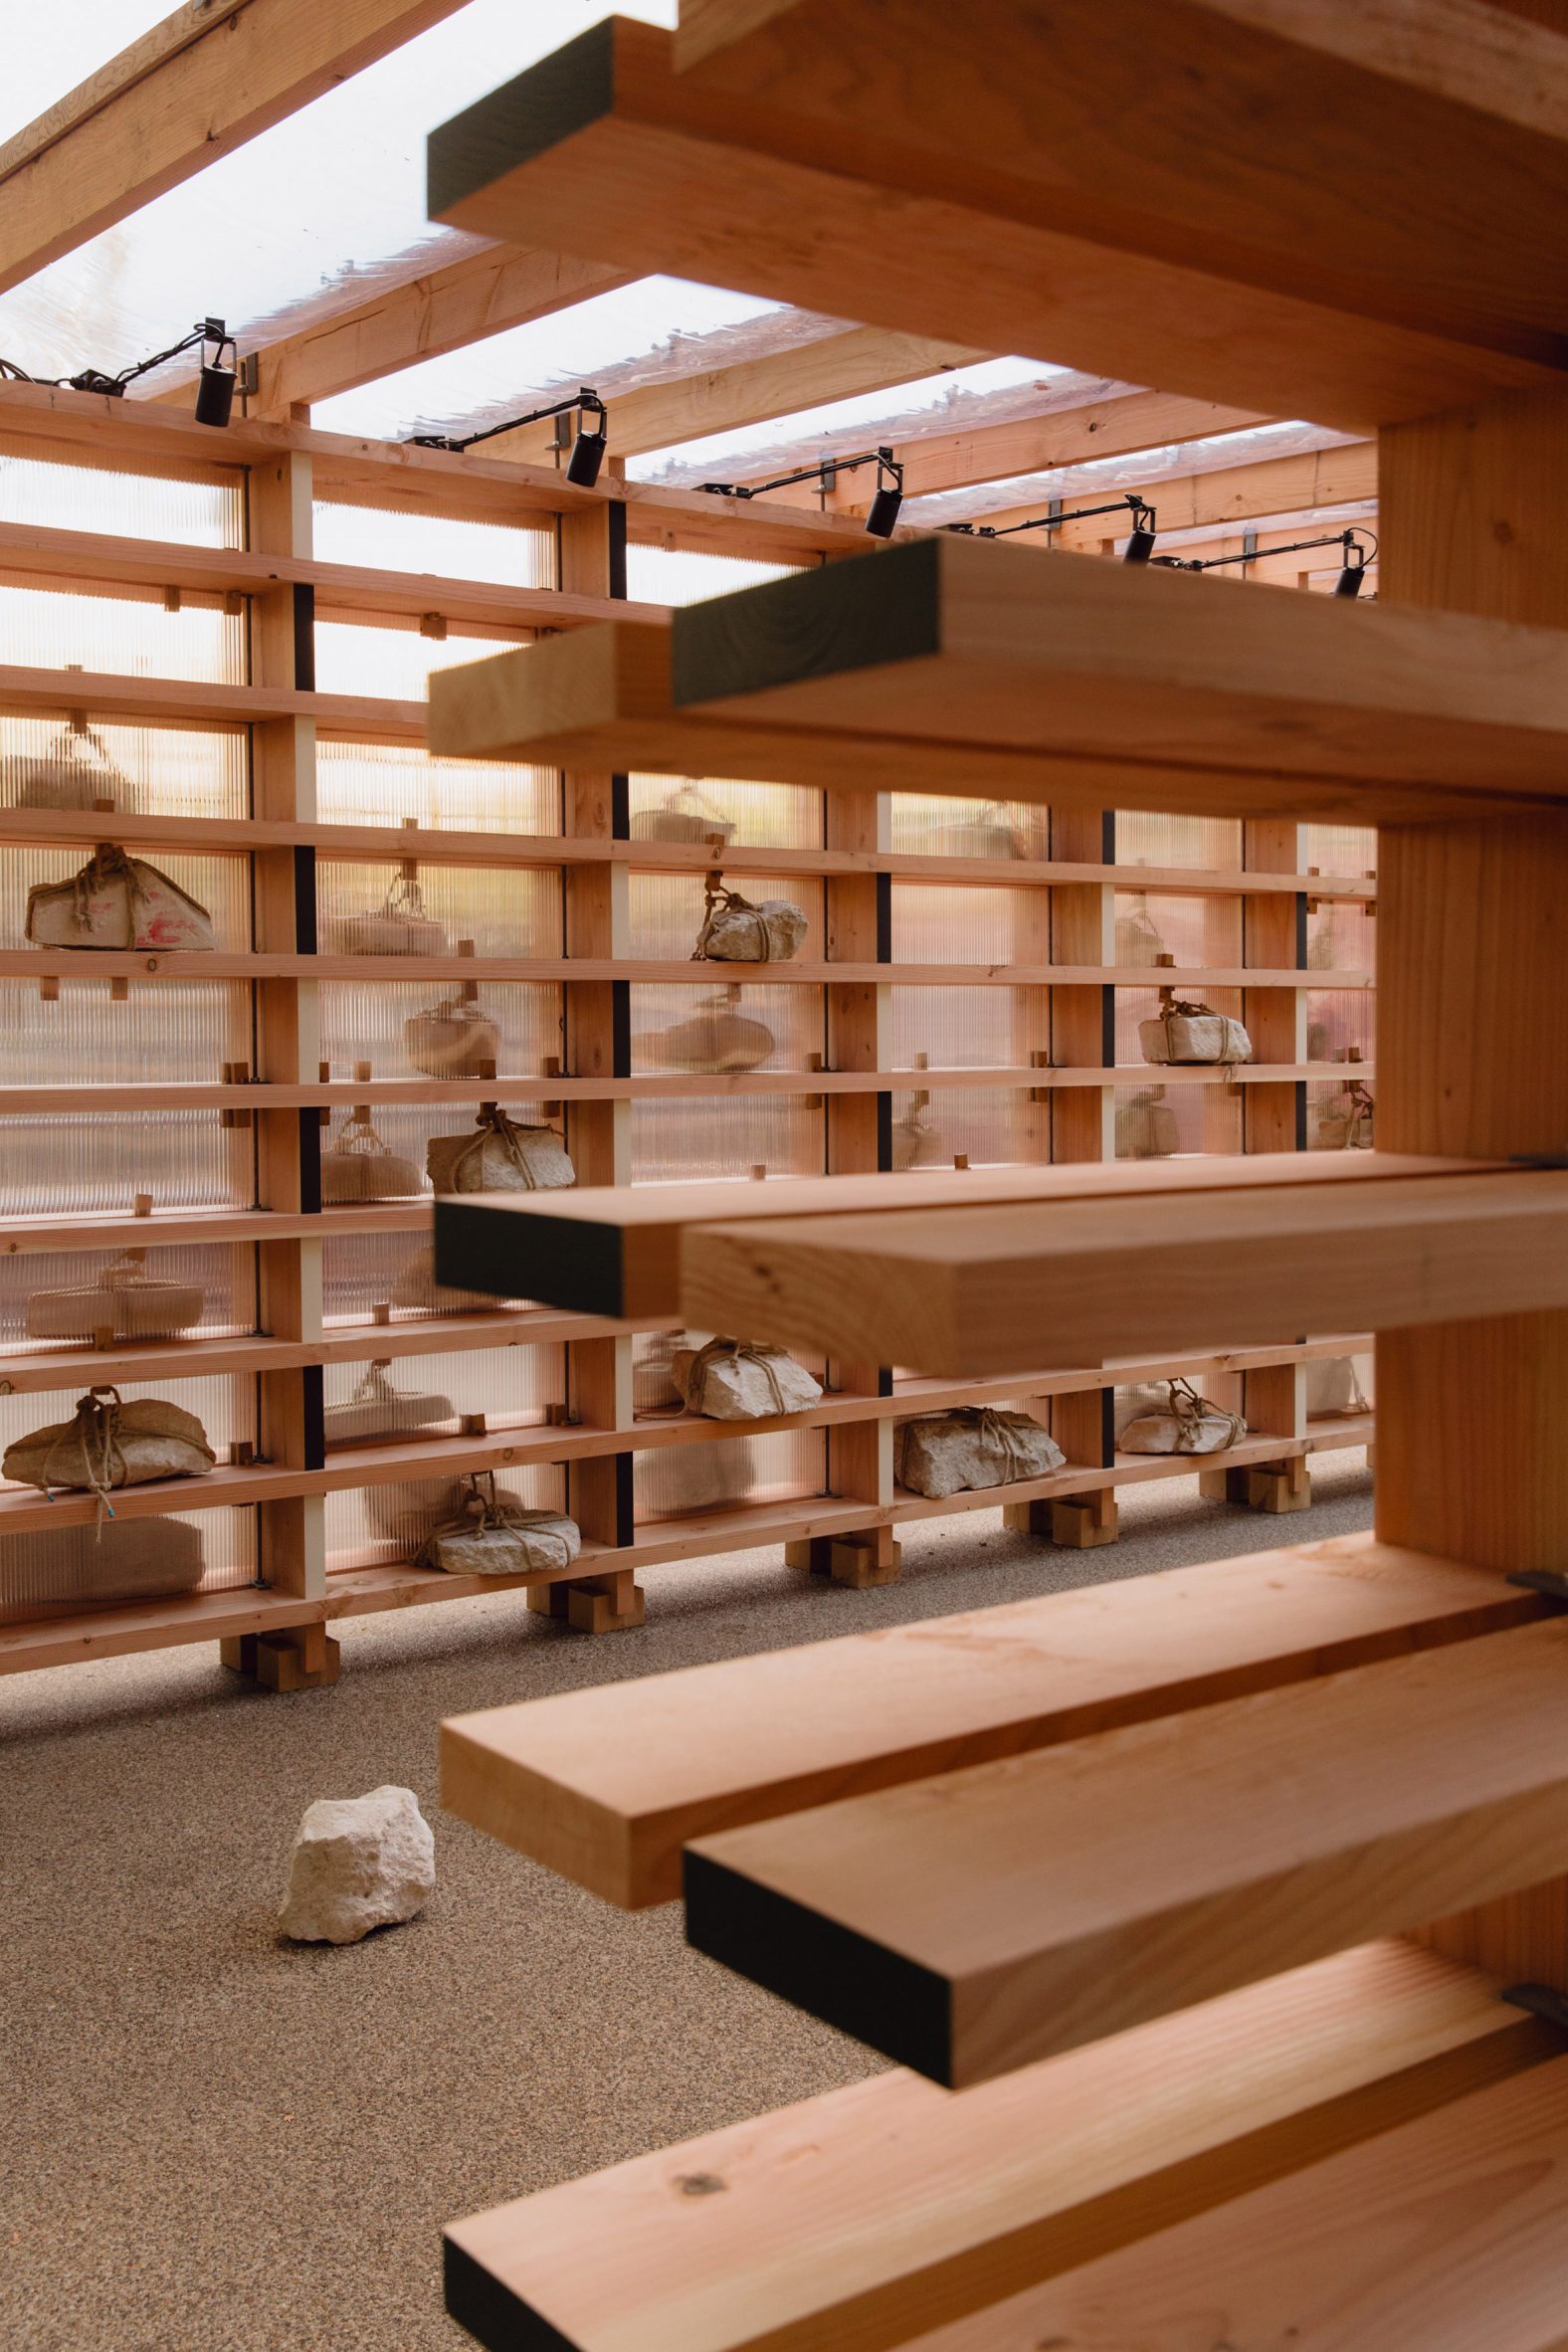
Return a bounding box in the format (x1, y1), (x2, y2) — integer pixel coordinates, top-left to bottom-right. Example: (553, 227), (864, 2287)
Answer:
(1294, 1079), (1308, 1151)
(876, 1090), (893, 1173)
(874, 872), (892, 962)
(292, 584), (315, 692)
(292, 846), (317, 952)
(610, 978), (632, 1077)
(1294, 888), (1308, 968)
(1100, 811), (1116, 864)
(296, 1110), (322, 1214)
(299, 1366), (326, 1471)
(610, 773), (630, 839)
(614, 1452), (635, 1546)
(607, 498), (628, 601)
(1099, 1385), (1116, 1466)
(1100, 984), (1116, 1070)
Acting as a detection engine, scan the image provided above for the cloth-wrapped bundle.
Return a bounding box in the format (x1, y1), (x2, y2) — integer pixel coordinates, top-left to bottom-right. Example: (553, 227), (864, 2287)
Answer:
(3, 1386), (215, 1508)
(405, 996), (501, 1078)
(631, 782), (734, 845)
(891, 1102), (949, 1169)
(326, 872), (448, 957)
(1139, 996), (1252, 1067)
(1305, 1355), (1370, 1418)
(26, 843), (216, 952)
(25, 1251), (203, 1342)
(894, 1407), (1065, 1498)
(643, 989), (775, 1074)
(674, 1337), (822, 1421)
(416, 1474), (580, 1577)
(636, 1435), (755, 1516)
(633, 1332), (686, 1415)
(322, 1362), (455, 1446)
(1317, 1078), (1374, 1150)
(5, 727), (132, 813)
(1115, 1087), (1179, 1160)
(1, 1517), (205, 1608)
(1118, 1377), (1247, 1456)
(947, 804), (1021, 860)
(694, 878), (808, 964)
(320, 1112), (421, 1202)
(426, 1105), (575, 1195)
(1114, 892), (1168, 965)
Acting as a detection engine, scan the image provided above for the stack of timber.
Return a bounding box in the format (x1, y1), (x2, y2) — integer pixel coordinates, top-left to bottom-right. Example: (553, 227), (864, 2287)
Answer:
(422, 1), (1568, 2343)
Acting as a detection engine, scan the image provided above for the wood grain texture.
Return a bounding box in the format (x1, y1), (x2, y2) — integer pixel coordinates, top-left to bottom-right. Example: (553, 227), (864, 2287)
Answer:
(677, 1166), (1565, 1375)
(900, 2054), (1568, 2351)
(441, 1534), (1542, 1907)
(433, 1150), (1466, 1318)
(425, 18), (1557, 430)
(683, 1615), (1568, 2085)
(444, 1943), (1552, 2352)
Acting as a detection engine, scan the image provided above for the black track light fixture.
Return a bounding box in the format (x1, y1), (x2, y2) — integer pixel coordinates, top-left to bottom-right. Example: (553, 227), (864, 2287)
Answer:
(411, 387), (609, 486)
(1154, 526), (1377, 594)
(700, 444), (905, 538)
(945, 492), (1157, 562)
(0, 318), (242, 427)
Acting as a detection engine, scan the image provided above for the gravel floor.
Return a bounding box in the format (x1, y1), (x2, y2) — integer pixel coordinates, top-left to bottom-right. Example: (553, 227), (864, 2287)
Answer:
(1, 1454), (1373, 2352)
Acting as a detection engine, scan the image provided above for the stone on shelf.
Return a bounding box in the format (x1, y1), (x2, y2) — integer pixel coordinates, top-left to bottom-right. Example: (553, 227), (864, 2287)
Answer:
(279, 1785), (435, 1946)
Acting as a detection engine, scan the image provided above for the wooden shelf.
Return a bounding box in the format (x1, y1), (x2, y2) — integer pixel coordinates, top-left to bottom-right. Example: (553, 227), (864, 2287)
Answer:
(0, 1203), (430, 1254)
(682, 1613), (1568, 2085)
(435, 1156), (1454, 1321)
(442, 1940), (1549, 2352)
(0, 661), (426, 741)
(668, 536), (1568, 820)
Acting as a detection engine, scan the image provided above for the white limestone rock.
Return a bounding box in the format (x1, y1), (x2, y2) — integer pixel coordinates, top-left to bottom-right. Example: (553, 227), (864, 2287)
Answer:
(894, 1408), (1065, 1499)
(280, 1784), (435, 1945)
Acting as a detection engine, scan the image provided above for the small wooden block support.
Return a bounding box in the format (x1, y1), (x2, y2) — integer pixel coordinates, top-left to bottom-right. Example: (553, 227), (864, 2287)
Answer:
(783, 1535), (835, 1574)
(529, 1571), (645, 1635)
(827, 1530), (902, 1588)
(1004, 1491), (1118, 1546)
(1200, 1456), (1311, 1512)
(219, 1625), (340, 1690)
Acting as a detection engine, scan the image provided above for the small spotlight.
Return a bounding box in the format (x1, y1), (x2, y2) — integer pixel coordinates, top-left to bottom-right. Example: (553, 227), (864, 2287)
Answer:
(864, 447), (903, 538)
(1122, 500), (1157, 563)
(192, 317), (237, 429)
(1333, 539), (1368, 596)
(566, 394), (608, 489)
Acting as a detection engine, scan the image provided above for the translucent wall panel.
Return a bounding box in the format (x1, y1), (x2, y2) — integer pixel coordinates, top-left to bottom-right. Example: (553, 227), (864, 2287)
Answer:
(1113, 984), (1246, 1068)
(889, 882), (1045, 965)
(1111, 889), (1241, 970)
(631, 982), (818, 1075)
(0, 1504), (258, 1622)
(887, 1083), (1042, 1170)
(887, 795), (1051, 860)
(628, 773), (823, 852)
(1, 847), (251, 951)
(624, 545), (802, 606)
(317, 863), (563, 959)
(890, 987), (1046, 1072)
(1302, 823), (1377, 880)
(631, 1096), (826, 1182)
(0, 583), (247, 683)
(313, 621), (528, 700)
(0, 717), (248, 822)
(326, 1462), (568, 1568)
(0, 1242), (255, 1353)
(1112, 1078), (1244, 1159)
(1305, 986), (1375, 1066)
(319, 1096), (565, 1204)
(2, 1108), (254, 1218)
(318, 981), (562, 1082)
(321, 1231), (530, 1325)
(313, 501), (554, 590)
(628, 871), (824, 959)
(1116, 810), (1244, 870)
(0, 1372), (254, 1484)
(0, 457), (244, 546)
(634, 1427), (826, 1522)
(314, 740), (560, 836)
(1305, 1348), (1375, 1424)
(1308, 1076), (1375, 1151)
(321, 1343), (565, 1448)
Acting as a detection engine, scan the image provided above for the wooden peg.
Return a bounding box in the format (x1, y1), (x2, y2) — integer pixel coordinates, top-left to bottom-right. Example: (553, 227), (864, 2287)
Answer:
(353, 1060), (371, 1084)
(751, 1163), (767, 1181)
(420, 613), (449, 641)
(109, 976), (129, 1003)
(371, 1301), (392, 1326)
(913, 1050), (929, 1071)
(954, 1152), (970, 1170)
(92, 795), (116, 813)
(222, 589), (244, 618)
(228, 1439), (255, 1468)
(220, 1059), (253, 1129)
(1154, 951), (1176, 968)
(133, 1193), (153, 1219)
(93, 1322), (115, 1353)
(476, 1056), (496, 1080)
(461, 1411), (488, 1436)
(1030, 1046), (1053, 1104)
(38, 976), (59, 1003)
(542, 1053), (563, 1116)
(162, 585), (182, 613)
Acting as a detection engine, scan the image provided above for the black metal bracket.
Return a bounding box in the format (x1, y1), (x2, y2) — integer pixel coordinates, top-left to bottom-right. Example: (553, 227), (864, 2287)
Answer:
(1502, 1981), (1568, 2034)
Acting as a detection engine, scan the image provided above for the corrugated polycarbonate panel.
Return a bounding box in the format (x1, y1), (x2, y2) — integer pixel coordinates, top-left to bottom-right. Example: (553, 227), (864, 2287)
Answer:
(312, 502), (554, 590)
(0, 718), (249, 822)
(321, 1344), (565, 1449)
(0, 1242), (255, 1353)
(325, 1462), (568, 1570)
(316, 863), (563, 960)
(628, 871), (824, 959)
(887, 796), (1050, 861)
(628, 774), (822, 852)
(313, 621), (526, 700)
(1116, 810), (1245, 871)
(320, 1232), (531, 1326)
(624, 546), (803, 607)
(1, 846), (250, 951)
(634, 1427), (826, 1522)
(313, 741), (560, 836)
(317, 980), (563, 1083)
(631, 1095), (826, 1183)
(0, 455), (244, 546)
(0, 1506), (258, 1621)
(1112, 1078), (1243, 1159)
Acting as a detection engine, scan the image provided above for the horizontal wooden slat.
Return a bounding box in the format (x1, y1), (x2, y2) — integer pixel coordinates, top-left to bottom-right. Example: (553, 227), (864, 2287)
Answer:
(672, 534), (1568, 804)
(684, 1614), (1568, 2086)
(429, 608), (1557, 828)
(679, 1165), (1568, 1373)
(443, 1943), (1554, 2352)
(0, 1204), (430, 1254)
(433, 1152), (1484, 1318)
(442, 1533), (1529, 1908)
(427, 18), (1558, 434)
(0, 662), (424, 740)
(899, 2055), (1568, 2352)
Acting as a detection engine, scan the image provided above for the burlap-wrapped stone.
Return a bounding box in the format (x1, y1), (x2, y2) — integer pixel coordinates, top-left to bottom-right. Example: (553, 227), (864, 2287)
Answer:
(3, 1386), (215, 1503)
(416, 1474), (580, 1576)
(895, 1407), (1064, 1499)
(674, 1338), (821, 1421)
(947, 805), (1022, 860)
(1139, 998), (1252, 1066)
(320, 1112), (421, 1203)
(694, 880), (807, 964)
(322, 1362), (454, 1446)
(892, 1103), (949, 1169)
(26, 844), (215, 951)
(326, 872), (448, 957)
(405, 995), (501, 1078)
(1114, 892), (1168, 965)
(633, 1332), (686, 1415)
(5, 727), (132, 812)
(631, 782), (733, 845)
(25, 1252), (203, 1341)
(1115, 1087), (1179, 1159)
(426, 1106), (575, 1195)
(1305, 1356), (1370, 1418)
(1119, 1378), (1247, 1456)
(644, 989), (774, 1074)
(1, 1517), (205, 1608)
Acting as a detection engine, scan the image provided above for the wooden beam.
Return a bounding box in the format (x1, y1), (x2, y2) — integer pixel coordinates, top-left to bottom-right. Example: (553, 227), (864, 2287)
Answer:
(443, 1943), (1553, 2352)
(1046, 439), (1378, 548)
(673, 0), (1568, 373)
(669, 535), (1568, 805)
(152, 247), (634, 420)
(898, 2056), (1568, 2352)
(484, 325), (987, 465)
(433, 1153), (1476, 1320)
(684, 1614), (1568, 2085)
(677, 1166), (1568, 1375)
(0, 0), (472, 297)
(427, 613), (1560, 829)
(426, 19), (1559, 434)
(443, 1536), (1544, 1907)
